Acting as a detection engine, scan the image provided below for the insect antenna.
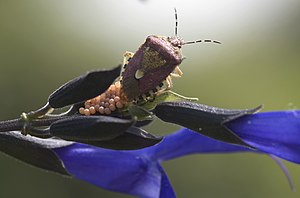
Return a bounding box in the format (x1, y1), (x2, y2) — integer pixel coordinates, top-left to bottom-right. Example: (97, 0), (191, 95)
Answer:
(173, 9), (221, 45)
(174, 8), (178, 36)
(184, 39), (221, 45)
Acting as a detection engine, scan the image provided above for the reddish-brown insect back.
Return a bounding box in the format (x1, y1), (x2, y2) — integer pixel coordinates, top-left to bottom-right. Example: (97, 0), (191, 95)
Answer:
(120, 35), (184, 101)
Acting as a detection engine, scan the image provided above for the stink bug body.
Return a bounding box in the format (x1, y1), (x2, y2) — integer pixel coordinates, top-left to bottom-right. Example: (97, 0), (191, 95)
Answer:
(120, 9), (221, 103)
(120, 35), (183, 101)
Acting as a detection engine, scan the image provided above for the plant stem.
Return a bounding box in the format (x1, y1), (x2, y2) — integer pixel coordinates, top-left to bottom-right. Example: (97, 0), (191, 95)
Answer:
(0, 118), (23, 132)
(0, 116), (68, 133)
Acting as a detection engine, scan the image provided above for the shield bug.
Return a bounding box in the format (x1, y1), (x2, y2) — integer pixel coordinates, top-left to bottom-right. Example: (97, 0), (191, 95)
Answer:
(79, 9), (221, 116)
(120, 9), (221, 103)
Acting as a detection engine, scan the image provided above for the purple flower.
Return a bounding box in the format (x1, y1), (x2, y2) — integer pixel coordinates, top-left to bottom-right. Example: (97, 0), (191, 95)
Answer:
(150, 109), (300, 164)
(1, 109), (299, 197)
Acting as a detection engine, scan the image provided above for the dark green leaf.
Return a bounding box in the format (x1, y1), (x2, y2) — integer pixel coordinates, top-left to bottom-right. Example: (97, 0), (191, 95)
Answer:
(50, 116), (134, 141)
(154, 101), (262, 148)
(48, 65), (121, 108)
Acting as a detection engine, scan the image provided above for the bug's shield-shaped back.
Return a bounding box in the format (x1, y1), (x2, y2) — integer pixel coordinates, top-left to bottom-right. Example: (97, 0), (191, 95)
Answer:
(121, 36), (183, 101)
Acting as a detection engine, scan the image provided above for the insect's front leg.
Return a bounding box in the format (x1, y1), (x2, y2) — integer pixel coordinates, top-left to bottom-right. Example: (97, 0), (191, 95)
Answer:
(122, 51), (134, 71)
(157, 66), (182, 95)
(119, 51), (135, 83)
(170, 66), (183, 78)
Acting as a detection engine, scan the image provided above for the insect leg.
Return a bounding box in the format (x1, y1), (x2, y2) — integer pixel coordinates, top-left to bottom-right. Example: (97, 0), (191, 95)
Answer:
(121, 51), (134, 73)
(119, 51), (134, 82)
(170, 66), (183, 78)
(165, 76), (173, 89)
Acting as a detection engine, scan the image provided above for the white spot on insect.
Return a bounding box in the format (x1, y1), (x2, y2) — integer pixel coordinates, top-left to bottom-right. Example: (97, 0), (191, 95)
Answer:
(135, 69), (145, 79)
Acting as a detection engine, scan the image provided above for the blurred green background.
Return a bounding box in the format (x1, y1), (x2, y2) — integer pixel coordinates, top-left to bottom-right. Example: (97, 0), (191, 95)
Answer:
(0, 0), (300, 197)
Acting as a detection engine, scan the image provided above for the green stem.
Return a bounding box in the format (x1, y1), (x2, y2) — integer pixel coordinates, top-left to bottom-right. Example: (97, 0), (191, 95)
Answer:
(27, 102), (54, 119)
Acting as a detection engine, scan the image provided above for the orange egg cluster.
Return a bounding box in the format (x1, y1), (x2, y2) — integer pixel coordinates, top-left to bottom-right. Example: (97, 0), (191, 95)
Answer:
(79, 81), (127, 116)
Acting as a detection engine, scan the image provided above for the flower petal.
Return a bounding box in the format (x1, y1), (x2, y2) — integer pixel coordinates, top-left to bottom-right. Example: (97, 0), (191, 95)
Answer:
(146, 128), (249, 162)
(54, 143), (173, 198)
(158, 165), (176, 198)
(226, 110), (300, 164)
(148, 110), (300, 164)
